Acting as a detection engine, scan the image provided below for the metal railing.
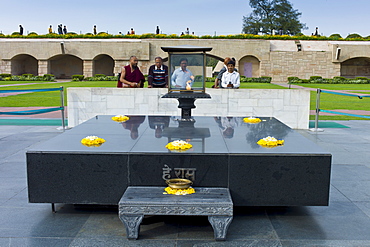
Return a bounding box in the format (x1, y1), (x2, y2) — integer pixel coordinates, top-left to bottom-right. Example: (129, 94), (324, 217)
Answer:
(312, 88), (370, 131)
(0, 86), (66, 130)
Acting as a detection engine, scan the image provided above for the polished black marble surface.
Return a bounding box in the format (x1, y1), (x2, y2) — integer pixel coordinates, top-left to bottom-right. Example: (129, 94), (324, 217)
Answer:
(27, 115), (331, 206)
(28, 115), (329, 155)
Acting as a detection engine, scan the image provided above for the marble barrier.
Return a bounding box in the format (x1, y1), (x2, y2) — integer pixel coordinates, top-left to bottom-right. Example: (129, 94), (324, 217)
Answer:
(67, 88), (310, 129)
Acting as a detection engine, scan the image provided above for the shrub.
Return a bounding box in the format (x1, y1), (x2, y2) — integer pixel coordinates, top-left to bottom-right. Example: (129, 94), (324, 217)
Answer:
(352, 77), (369, 84)
(240, 76), (272, 83)
(329, 34), (342, 39)
(84, 75), (116, 81)
(346, 33), (362, 39)
(287, 76), (370, 84)
(205, 77), (216, 82)
(309, 76), (323, 83)
(28, 32), (38, 36)
(94, 74), (105, 77)
(260, 76), (272, 83)
(72, 75), (84, 81)
(43, 74), (55, 81)
(288, 77), (301, 83)
(22, 73), (34, 77)
(0, 73), (12, 78)
(11, 32), (20, 35)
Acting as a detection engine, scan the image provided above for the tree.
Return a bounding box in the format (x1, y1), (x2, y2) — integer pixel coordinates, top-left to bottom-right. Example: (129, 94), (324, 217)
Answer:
(242, 0), (307, 36)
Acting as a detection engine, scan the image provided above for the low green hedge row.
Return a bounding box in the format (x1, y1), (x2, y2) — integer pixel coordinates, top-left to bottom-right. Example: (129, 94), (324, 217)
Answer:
(288, 76), (370, 84)
(84, 75), (117, 81)
(0, 74), (55, 81)
(72, 75), (85, 81)
(241, 76), (272, 83)
(1, 32), (370, 41)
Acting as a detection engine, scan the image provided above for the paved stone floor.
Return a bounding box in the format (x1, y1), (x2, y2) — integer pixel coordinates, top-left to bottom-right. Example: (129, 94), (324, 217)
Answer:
(1, 121), (370, 246)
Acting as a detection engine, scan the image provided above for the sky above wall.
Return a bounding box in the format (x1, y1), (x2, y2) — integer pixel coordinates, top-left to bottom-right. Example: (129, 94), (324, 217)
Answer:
(0, 0), (369, 38)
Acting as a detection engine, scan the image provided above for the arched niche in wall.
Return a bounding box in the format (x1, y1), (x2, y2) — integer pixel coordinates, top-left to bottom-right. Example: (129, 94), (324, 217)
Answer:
(341, 57), (370, 78)
(49, 54), (83, 79)
(238, 55), (260, 78)
(11, 54), (38, 75)
(93, 54), (114, 76)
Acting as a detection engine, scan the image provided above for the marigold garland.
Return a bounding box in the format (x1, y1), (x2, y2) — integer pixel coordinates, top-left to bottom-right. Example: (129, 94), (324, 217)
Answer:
(243, 117), (262, 123)
(81, 136), (106, 147)
(163, 187), (195, 195)
(111, 115), (130, 122)
(257, 136), (284, 148)
(165, 140), (192, 151)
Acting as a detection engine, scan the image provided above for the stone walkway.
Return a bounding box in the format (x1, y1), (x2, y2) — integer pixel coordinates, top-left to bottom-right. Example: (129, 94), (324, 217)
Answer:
(1, 121), (370, 246)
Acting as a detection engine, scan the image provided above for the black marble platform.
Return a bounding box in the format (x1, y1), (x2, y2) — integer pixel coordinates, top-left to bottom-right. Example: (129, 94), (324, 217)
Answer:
(26, 115), (332, 206)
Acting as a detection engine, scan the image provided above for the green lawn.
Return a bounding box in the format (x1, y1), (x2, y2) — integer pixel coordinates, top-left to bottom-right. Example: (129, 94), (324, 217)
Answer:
(0, 81), (117, 106)
(301, 84), (370, 120)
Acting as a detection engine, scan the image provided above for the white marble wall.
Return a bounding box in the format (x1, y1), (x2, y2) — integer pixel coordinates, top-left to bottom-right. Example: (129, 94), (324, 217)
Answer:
(67, 88), (310, 129)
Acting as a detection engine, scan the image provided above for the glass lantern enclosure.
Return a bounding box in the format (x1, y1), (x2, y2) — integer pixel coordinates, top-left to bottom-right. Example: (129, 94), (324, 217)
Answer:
(161, 45), (212, 118)
(161, 45), (212, 94)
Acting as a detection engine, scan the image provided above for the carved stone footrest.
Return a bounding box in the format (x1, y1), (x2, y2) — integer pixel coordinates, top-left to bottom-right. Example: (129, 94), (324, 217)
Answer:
(119, 186), (233, 241)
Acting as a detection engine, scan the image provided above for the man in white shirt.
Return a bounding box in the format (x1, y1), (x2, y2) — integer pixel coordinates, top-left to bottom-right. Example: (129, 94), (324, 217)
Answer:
(221, 60), (240, 89)
(171, 58), (194, 88)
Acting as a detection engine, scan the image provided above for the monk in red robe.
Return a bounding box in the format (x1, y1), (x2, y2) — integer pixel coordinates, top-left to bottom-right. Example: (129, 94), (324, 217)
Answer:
(117, 56), (145, 88)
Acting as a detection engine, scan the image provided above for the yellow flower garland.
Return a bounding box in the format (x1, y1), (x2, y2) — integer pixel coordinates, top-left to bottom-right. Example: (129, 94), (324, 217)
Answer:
(165, 140), (192, 151)
(257, 136), (284, 148)
(111, 115), (130, 122)
(243, 117), (262, 123)
(81, 136), (106, 147)
(163, 187), (195, 195)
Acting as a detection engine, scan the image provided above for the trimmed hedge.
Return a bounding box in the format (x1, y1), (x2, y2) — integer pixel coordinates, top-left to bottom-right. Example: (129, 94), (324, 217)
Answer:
(84, 75), (117, 81)
(0, 73), (12, 78)
(72, 75), (85, 81)
(240, 76), (272, 83)
(1, 32), (370, 41)
(288, 76), (370, 84)
(0, 74), (55, 81)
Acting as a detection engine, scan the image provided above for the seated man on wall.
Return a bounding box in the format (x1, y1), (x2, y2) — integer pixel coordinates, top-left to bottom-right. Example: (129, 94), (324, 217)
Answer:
(171, 58), (194, 88)
(148, 57), (168, 88)
(214, 57), (237, 88)
(117, 56), (145, 88)
(221, 60), (240, 89)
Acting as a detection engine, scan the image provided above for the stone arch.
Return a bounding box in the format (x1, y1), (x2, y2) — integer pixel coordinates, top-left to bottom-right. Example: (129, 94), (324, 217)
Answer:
(49, 54), (83, 79)
(238, 55), (260, 77)
(341, 57), (370, 78)
(93, 54), (114, 76)
(11, 54), (38, 75)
